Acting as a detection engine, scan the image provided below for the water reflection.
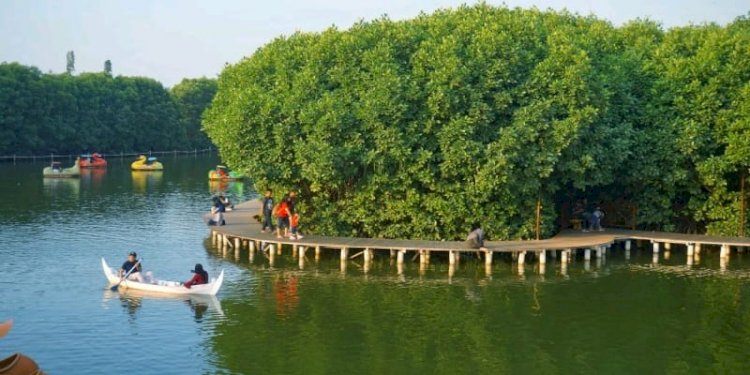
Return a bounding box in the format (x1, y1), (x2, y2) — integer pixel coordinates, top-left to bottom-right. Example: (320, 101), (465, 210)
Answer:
(131, 171), (163, 192)
(42, 177), (80, 197)
(80, 168), (106, 188)
(102, 289), (225, 323)
(208, 180), (244, 196)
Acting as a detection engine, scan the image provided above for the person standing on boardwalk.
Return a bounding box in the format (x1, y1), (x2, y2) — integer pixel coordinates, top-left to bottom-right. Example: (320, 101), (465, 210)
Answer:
(275, 194), (292, 239)
(287, 191), (298, 215)
(590, 206), (605, 231)
(261, 190), (274, 233)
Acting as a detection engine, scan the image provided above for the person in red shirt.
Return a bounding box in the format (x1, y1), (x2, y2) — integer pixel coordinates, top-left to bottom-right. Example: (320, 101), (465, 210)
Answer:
(184, 264), (209, 288)
(275, 195), (292, 239)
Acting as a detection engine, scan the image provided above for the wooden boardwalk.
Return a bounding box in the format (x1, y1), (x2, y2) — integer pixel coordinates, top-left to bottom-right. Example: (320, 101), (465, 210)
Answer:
(206, 200), (750, 270)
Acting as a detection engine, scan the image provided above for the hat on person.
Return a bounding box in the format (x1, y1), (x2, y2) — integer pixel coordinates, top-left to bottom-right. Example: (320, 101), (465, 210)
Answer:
(191, 264), (204, 273)
(129, 251), (137, 257)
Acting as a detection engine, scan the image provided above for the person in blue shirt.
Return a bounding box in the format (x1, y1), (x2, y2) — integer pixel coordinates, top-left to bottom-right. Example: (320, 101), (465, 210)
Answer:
(119, 251), (144, 282)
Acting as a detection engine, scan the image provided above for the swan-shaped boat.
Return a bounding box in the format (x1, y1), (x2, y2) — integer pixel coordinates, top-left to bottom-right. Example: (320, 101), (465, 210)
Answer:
(43, 158), (80, 178)
(131, 155), (163, 171)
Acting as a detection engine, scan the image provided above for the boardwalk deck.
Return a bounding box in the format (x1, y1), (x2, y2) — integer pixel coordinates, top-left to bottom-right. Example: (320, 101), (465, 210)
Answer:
(205, 200), (750, 267)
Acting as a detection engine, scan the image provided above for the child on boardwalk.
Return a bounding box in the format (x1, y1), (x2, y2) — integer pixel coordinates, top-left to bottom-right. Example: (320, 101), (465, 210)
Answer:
(290, 212), (304, 240)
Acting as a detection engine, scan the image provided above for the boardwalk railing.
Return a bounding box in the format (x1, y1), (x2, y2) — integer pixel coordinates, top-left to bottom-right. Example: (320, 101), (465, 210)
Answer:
(0, 148), (214, 163)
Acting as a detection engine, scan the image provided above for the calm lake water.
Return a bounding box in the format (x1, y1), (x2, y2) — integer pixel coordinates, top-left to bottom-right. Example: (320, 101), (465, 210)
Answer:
(1, 155), (750, 374)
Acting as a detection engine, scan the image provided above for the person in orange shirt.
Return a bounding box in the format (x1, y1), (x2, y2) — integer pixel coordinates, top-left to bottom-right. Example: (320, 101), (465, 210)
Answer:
(275, 195), (292, 239)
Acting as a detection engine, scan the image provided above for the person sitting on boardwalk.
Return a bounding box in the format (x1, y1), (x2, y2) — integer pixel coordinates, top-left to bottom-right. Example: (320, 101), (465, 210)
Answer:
(290, 212), (304, 240)
(119, 251), (144, 282)
(184, 264), (209, 289)
(261, 190), (274, 233)
(275, 194), (292, 239)
(208, 197), (226, 226)
(466, 223), (488, 251)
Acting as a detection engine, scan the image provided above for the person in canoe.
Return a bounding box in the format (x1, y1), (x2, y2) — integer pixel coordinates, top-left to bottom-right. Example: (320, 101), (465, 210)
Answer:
(184, 264), (209, 289)
(119, 251), (145, 283)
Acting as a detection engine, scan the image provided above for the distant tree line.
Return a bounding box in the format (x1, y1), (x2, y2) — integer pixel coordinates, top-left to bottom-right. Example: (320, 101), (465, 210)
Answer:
(0, 61), (216, 155)
(205, 4), (750, 239)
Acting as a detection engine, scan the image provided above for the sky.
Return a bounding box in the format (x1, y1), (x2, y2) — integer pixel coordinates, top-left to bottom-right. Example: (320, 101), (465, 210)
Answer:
(0, 0), (747, 87)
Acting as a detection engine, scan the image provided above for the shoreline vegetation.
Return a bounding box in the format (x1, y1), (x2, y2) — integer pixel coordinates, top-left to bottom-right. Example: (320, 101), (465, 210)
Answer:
(0, 62), (216, 155)
(204, 4), (750, 241)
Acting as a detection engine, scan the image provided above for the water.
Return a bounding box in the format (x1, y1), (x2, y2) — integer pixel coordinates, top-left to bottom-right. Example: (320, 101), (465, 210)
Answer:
(2, 156), (750, 374)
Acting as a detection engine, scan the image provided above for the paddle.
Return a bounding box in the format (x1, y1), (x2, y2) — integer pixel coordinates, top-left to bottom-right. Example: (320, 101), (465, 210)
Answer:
(111, 259), (142, 291)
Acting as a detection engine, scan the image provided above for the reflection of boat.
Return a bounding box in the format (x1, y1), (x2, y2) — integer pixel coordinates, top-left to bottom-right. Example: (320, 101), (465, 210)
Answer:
(103, 288), (225, 318)
(208, 165), (244, 181)
(131, 170), (163, 192)
(80, 168), (106, 186)
(43, 158), (80, 178)
(131, 155), (163, 171)
(102, 258), (224, 296)
(43, 176), (80, 195)
(209, 180), (244, 196)
(79, 152), (107, 168)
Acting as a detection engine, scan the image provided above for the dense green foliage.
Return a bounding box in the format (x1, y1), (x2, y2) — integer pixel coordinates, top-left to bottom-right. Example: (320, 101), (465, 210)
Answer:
(204, 5), (750, 239)
(0, 62), (215, 154)
(171, 78), (218, 149)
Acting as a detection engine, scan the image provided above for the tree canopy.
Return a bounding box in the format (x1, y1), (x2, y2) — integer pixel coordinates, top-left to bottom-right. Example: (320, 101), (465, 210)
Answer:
(0, 62), (215, 154)
(204, 5), (750, 239)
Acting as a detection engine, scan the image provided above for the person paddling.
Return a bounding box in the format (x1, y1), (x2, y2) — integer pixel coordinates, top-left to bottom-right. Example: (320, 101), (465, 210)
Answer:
(119, 251), (144, 282)
(184, 264), (209, 289)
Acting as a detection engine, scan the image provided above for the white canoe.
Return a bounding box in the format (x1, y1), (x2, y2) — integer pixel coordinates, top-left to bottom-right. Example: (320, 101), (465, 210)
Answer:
(101, 258), (224, 296)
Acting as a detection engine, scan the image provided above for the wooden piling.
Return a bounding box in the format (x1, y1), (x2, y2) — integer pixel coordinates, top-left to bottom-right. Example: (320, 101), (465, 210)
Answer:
(538, 250), (546, 264)
(485, 250), (493, 266)
(518, 251), (526, 265)
(397, 249), (405, 265)
(652, 242), (660, 254)
(448, 251), (456, 265)
(340, 247), (349, 261)
(720, 244), (730, 258)
(625, 240), (631, 251)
